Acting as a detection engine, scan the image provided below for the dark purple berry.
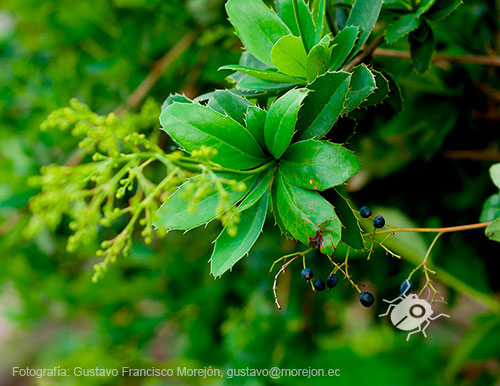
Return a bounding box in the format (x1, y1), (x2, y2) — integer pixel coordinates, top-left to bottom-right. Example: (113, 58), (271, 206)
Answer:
(327, 274), (339, 289)
(373, 215), (385, 229)
(301, 268), (313, 281)
(400, 279), (412, 295)
(360, 206), (372, 218)
(359, 291), (375, 307)
(313, 279), (326, 291)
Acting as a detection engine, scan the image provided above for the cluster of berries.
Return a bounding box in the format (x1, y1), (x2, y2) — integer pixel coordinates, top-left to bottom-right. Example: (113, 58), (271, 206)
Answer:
(359, 206), (385, 229)
(300, 268), (375, 308)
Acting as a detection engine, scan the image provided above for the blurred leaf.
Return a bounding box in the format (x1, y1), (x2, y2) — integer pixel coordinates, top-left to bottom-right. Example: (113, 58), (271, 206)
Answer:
(490, 163), (500, 190)
(426, 0), (463, 21)
(386, 13), (420, 43)
(409, 20), (435, 73)
(485, 218), (500, 242)
(479, 194), (500, 222)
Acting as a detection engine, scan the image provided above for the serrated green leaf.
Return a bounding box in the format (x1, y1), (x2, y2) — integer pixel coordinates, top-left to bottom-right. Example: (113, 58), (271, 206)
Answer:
(154, 173), (258, 231)
(296, 71), (352, 140)
(417, 0), (437, 16)
(485, 218), (500, 243)
(271, 180), (293, 238)
(271, 34), (309, 78)
(315, 0), (326, 44)
(226, 0), (290, 66)
(210, 192), (268, 277)
(280, 140), (360, 191)
(235, 75), (300, 97)
(160, 103), (268, 170)
(207, 90), (252, 126)
(220, 65), (305, 84)
(306, 43), (331, 81)
(360, 69), (390, 107)
(329, 26), (359, 71)
(480, 194), (500, 222)
(331, 189), (365, 249)
(161, 94), (192, 112)
(245, 105), (267, 148)
(490, 163), (500, 190)
(346, 0), (384, 58)
(265, 88), (309, 158)
(342, 64), (377, 114)
(276, 0), (316, 51)
(409, 20), (435, 73)
(275, 171), (342, 254)
(383, 71), (404, 113)
(386, 13), (421, 43)
(426, 0), (462, 21)
(239, 167), (275, 211)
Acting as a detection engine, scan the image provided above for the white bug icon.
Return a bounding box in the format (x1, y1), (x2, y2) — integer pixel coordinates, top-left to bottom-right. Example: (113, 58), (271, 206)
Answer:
(379, 284), (449, 341)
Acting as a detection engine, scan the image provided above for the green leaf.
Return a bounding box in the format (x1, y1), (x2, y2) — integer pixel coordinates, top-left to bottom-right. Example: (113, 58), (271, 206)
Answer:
(342, 64), (377, 114)
(386, 13), (421, 43)
(161, 94), (191, 112)
(235, 75), (300, 97)
(277, 0), (316, 51)
(409, 20), (435, 73)
(239, 167), (275, 211)
(275, 171), (342, 254)
(271, 34), (309, 78)
(383, 71), (404, 113)
(210, 192), (268, 277)
(245, 105), (267, 148)
(331, 189), (365, 249)
(264, 88), (309, 158)
(315, 0), (326, 44)
(485, 219), (500, 243)
(480, 194), (500, 223)
(226, 0), (290, 66)
(296, 71), (352, 140)
(207, 90), (252, 126)
(220, 65), (304, 84)
(360, 69), (390, 107)
(280, 140), (360, 191)
(154, 173), (258, 231)
(417, 0), (437, 15)
(490, 163), (500, 190)
(160, 103), (267, 170)
(346, 0), (384, 57)
(271, 180), (293, 238)
(426, 0), (463, 21)
(329, 26), (359, 71)
(306, 43), (331, 81)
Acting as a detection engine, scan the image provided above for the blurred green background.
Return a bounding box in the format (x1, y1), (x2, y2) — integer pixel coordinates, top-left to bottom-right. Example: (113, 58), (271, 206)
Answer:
(1, 0), (500, 385)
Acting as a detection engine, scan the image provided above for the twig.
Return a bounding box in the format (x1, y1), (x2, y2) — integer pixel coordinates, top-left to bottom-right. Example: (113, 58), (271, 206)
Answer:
(344, 33), (386, 71)
(364, 222), (492, 237)
(442, 150), (500, 162)
(273, 255), (300, 310)
(373, 48), (500, 67)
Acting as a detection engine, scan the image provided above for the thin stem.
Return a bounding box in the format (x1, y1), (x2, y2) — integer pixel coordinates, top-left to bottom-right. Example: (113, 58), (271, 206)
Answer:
(344, 33), (386, 71)
(273, 255), (300, 310)
(364, 222), (492, 237)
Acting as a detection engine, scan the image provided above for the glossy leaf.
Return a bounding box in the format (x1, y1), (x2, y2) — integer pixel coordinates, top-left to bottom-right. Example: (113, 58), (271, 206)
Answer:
(409, 20), (435, 73)
(296, 71), (351, 140)
(275, 172), (342, 254)
(280, 140), (360, 191)
(485, 219), (500, 243)
(346, 0), (384, 57)
(160, 103), (267, 170)
(276, 0), (316, 51)
(154, 174), (257, 231)
(245, 105), (267, 148)
(329, 26), (359, 71)
(342, 64), (377, 114)
(480, 194), (500, 223)
(239, 167), (275, 211)
(264, 88), (309, 158)
(314, 0), (327, 44)
(386, 13), (420, 43)
(235, 75), (300, 97)
(426, 0), (463, 21)
(207, 90), (252, 126)
(306, 43), (331, 81)
(226, 0), (290, 66)
(271, 180), (293, 238)
(271, 34), (308, 78)
(331, 189), (365, 249)
(361, 70), (390, 107)
(161, 94), (191, 112)
(220, 65), (304, 84)
(210, 192), (268, 277)
(489, 163), (500, 190)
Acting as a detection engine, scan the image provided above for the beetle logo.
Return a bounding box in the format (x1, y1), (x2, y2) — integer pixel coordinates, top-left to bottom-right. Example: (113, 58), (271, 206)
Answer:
(378, 288), (449, 341)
